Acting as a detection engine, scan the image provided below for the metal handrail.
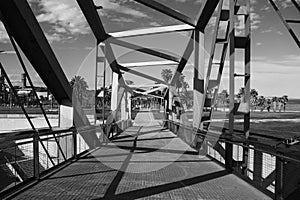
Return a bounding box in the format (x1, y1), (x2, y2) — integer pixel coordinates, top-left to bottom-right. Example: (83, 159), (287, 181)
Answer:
(166, 120), (300, 164)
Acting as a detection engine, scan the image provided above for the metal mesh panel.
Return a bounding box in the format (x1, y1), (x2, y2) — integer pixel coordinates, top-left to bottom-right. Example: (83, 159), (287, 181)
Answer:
(77, 134), (89, 154)
(262, 153), (276, 193)
(232, 144), (243, 161)
(247, 147), (254, 180)
(207, 141), (225, 164)
(262, 153), (276, 179)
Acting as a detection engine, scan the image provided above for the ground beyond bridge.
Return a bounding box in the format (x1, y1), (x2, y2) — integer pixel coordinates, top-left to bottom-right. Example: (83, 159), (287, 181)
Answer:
(11, 112), (270, 200)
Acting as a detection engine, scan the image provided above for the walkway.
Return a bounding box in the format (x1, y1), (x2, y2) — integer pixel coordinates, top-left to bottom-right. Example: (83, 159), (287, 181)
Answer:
(12, 112), (271, 200)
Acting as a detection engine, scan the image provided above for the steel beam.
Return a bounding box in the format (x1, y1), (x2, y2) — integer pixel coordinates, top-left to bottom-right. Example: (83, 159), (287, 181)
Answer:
(169, 0), (220, 86)
(108, 37), (180, 63)
(192, 31), (205, 129)
(0, 0), (71, 105)
(196, 0), (220, 31)
(170, 0), (218, 86)
(77, 0), (107, 43)
(226, 0), (235, 170)
(244, 0), (251, 139)
(121, 60), (177, 68)
(77, 0), (179, 64)
(77, 0), (167, 88)
(0, 0), (101, 149)
(170, 32), (194, 86)
(110, 24), (194, 38)
(133, 0), (196, 27)
(200, 0), (223, 124)
(267, 0), (300, 48)
(291, 0), (300, 12)
(119, 64), (167, 85)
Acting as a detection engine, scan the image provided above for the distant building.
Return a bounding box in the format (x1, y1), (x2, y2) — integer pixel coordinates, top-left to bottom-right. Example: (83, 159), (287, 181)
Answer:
(0, 72), (53, 106)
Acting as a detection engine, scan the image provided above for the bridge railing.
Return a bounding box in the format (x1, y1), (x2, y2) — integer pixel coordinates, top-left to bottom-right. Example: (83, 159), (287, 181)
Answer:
(0, 118), (132, 198)
(0, 127), (81, 197)
(165, 120), (300, 200)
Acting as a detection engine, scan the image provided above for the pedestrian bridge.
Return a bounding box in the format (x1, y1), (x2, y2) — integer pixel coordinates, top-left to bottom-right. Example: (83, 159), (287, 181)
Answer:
(0, 0), (299, 199)
(6, 111), (270, 199)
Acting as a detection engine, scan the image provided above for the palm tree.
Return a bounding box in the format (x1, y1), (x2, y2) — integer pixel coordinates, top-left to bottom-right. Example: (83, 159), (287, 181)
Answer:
(161, 69), (173, 83)
(70, 76), (89, 104)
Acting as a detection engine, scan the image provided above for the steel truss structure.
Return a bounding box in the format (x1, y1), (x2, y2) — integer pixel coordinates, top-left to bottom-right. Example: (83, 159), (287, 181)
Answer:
(0, 0), (299, 199)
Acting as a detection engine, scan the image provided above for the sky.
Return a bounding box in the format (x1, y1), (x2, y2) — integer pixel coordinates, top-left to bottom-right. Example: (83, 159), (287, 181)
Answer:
(0, 0), (299, 98)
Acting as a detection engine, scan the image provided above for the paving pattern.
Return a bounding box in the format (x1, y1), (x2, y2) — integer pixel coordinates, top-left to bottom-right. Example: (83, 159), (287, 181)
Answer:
(12, 112), (271, 200)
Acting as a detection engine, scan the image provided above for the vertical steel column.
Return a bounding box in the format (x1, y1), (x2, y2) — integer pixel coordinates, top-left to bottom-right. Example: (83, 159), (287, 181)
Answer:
(243, 0), (251, 175)
(73, 129), (77, 159)
(193, 30), (205, 129)
(94, 40), (99, 125)
(101, 43), (106, 125)
(244, 0), (251, 139)
(253, 149), (263, 185)
(226, 0), (235, 170)
(275, 157), (284, 200)
(33, 131), (39, 179)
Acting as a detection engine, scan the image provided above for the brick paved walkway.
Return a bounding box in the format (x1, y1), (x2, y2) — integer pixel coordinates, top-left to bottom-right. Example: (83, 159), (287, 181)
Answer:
(12, 112), (271, 200)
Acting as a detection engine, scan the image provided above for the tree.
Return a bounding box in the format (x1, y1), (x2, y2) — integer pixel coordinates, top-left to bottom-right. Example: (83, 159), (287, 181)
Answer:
(175, 74), (189, 94)
(250, 89), (258, 98)
(178, 75), (190, 107)
(161, 69), (173, 83)
(257, 96), (266, 112)
(250, 89), (258, 111)
(70, 76), (89, 104)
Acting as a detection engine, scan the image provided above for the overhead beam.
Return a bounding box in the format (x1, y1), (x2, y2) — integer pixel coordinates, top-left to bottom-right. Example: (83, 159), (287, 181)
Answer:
(129, 83), (168, 88)
(133, 0), (196, 27)
(77, 0), (164, 93)
(110, 24), (194, 38)
(77, 0), (132, 92)
(121, 60), (177, 68)
(78, 0), (180, 65)
(141, 86), (164, 95)
(108, 37), (180, 63)
(77, 0), (107, 43)
(196, 0), (220, 31)
(170, 0), (220, 86)
(0, 0), (71, 105)
(118, 64), (167, 85)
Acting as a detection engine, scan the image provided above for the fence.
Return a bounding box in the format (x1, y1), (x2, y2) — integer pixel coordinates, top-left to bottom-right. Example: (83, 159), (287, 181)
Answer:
(166, 120), (300, 200)
(0, 119), (132, 198)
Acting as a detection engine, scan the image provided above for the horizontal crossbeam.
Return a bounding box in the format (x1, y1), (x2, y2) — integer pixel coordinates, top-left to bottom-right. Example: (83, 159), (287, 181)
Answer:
(108, 37), (180, 63)
(120, 60), (177, 68)
(110, 24), (194, 38)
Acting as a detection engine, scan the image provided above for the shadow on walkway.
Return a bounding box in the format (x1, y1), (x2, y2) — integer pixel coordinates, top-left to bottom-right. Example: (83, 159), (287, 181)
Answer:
(97, 170), (230, 200)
